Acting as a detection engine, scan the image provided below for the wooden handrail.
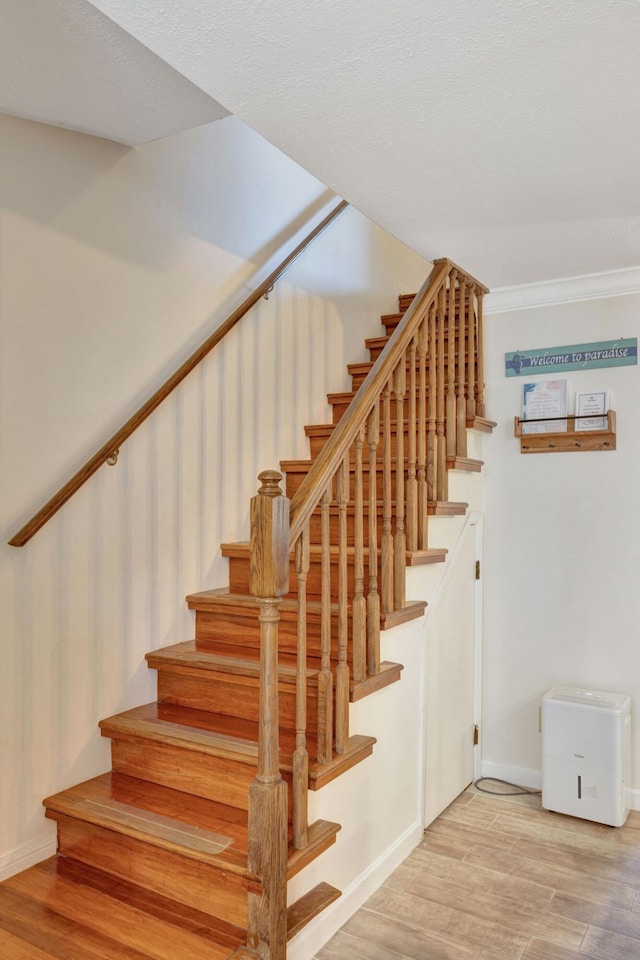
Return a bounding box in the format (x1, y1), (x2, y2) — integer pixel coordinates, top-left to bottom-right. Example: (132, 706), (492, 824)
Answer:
(288, 258), (451, 547)
(9, 199), (349, 547)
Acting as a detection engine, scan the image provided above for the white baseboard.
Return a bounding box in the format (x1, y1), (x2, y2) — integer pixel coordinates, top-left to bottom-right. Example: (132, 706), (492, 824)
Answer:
(480, 760), (542, 792)
(481, 761), (640, 812)
(627, 789), (640, 812)
(287, 819), (422, 960)
(0, 834), (57, 881)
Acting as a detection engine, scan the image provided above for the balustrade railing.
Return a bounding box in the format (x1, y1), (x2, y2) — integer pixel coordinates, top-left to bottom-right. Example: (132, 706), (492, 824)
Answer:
(246, 257), (488, 958)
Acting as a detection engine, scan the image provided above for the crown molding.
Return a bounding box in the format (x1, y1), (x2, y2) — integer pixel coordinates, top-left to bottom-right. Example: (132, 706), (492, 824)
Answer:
(485, 266), (640, 315)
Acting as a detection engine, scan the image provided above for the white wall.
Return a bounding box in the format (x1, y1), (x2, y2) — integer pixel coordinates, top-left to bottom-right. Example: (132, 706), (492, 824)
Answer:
(0, 112), (431, 876)
(482, 286), (640, 798)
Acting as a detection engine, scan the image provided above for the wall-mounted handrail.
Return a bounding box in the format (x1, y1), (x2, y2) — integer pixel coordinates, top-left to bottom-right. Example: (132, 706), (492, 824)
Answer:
(9, 199), (349, 547)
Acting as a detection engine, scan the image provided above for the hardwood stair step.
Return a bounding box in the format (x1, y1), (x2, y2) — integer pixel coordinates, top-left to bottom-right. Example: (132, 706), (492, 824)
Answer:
(429, 500), (468, 516)
(44, 773), (246, 871)
(57, 857), (247, 952)
(349, 358), (474, 391)
(468, 415), (497, 433)
(0, 857), (242, 960)
(282, 456), (482, 499)
(309, 734), (376, 790)
(220, 540), (445, 600)
(350, 661), (404, 703)
(327, 389), (489, 427)
(100, 702), (264, 810)
(146, 640), (319, 732)
(287, 882), (341, 940)
(365, 332), (473, 361)
(186, 590), (425, 680)
(100, 701), (374, 801)
(446, 455), (483, 472)
(100, 702), (261, 765)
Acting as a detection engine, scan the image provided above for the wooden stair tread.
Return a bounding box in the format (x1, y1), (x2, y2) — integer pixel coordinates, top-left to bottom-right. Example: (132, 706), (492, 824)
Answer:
(468, 415), (497, 432)
(446, 456), (484, 472)
(44, 775), (247, 870)
(405, 548), (448, 566)
(309, 734), (376, 790)
(287, 882), (341, 940)
(99, 702), (376, 779)
(54, 858), (247, 951)
(146, 639), (316, 681)
(305, 419), (451, 438)
(286, 820), (342, 879)
(44, 772), (248, 847)
(221, 540), (443, 560)
(188, 588), (435, 638)
(99, 702), (261, 763)
(0, 858), (241, 960)
(283, 455), (484, 478)
(350, 661), (404, 702)
(428, 500), (468, 516)
(380, 601), (428, 629)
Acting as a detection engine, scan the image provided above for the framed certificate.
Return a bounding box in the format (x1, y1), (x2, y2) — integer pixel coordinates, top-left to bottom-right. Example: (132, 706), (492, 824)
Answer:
(522, 380), (568, 434)
(575, 391), (608, 431)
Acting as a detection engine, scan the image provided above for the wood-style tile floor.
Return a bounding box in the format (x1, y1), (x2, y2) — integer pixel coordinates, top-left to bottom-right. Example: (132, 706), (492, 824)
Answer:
(315, 786), (640, 960)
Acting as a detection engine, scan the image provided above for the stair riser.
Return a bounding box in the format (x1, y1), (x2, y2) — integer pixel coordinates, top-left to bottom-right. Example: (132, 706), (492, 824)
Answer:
(351, 364), (472, 392)
(285, 466), (408, 501)
(228, 552), (382, 601)
(308, 428), (431, 461)
(155, 668), (319, 737)
(109, 738), (263, 810)
(368, 332), (471, 361)
(51, 815), (250, 927)
(193, 607), (354, 665)
(306, 505), (410, 546)
(330, 393), (426, 423)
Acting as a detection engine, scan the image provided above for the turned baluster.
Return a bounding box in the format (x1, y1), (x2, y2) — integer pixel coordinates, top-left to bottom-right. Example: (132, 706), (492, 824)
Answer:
(247, 470), (289, 960)
(293, 525), (310, 849)
(417, 319), (429, 549)
(456, 276), (468, 457)
(317, 483), (334, 765)
(467, 285), (477, 420)
(446, 270), (458, 461)
(381, 376), (394, 615)
(351, 424), (367, 683)
(427, 303), (437, 503)
(406, 335), (418, 552)
(436, 281), (448, 502)
(335, 455), (350, 754)
(394, 358), (407, 609)
(476, 288), (486, 418)
(366, 403), (381, 675)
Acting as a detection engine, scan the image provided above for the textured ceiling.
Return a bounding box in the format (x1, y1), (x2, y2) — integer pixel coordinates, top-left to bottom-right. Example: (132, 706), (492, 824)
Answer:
(83, 0), (640, 287)
(7, 0), (638, 285)
(0, 0), (228, 146)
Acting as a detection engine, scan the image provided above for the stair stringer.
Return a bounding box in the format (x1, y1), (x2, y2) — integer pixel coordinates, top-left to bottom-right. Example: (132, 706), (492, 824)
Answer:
(284, 440), (487, 960)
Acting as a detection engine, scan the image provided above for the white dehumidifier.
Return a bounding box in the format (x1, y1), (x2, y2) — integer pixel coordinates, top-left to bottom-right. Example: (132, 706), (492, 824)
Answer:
(542, 685), (631, 827)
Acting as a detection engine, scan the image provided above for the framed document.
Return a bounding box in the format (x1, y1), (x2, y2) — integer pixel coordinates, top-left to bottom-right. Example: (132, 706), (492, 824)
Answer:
(522, 380), (568, 434)
(575, 391), (608, 431)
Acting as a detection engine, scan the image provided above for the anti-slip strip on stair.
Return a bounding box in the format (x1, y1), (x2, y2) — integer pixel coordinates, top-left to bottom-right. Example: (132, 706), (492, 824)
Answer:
(68, 798), (234, 855)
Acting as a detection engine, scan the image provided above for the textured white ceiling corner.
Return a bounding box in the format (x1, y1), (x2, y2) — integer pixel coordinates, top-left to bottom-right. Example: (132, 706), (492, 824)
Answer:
(84, 0), (640, 285)
(0, 0), (228, 146)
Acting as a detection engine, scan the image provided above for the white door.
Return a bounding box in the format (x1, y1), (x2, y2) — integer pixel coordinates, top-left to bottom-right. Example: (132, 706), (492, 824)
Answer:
(423, 519), (479, 827)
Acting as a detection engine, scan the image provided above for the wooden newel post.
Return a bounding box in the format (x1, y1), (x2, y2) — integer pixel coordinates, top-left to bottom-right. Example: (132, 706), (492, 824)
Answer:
(247, 470), (289, 960)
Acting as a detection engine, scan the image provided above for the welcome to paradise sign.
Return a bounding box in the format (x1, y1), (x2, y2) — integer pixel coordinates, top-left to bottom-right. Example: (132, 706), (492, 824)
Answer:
(505, 339), (637, 377)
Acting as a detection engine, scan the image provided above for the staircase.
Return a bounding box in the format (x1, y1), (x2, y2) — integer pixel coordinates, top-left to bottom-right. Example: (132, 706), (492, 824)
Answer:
(0, 258), (492, 960)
